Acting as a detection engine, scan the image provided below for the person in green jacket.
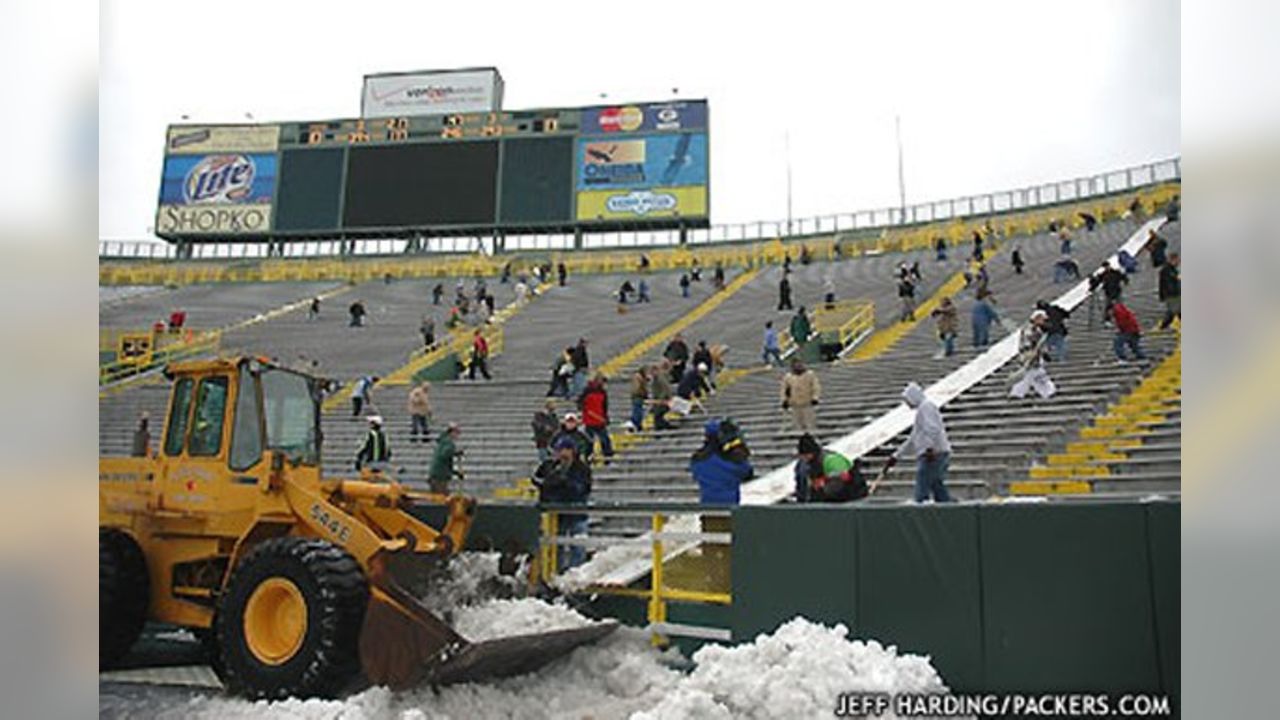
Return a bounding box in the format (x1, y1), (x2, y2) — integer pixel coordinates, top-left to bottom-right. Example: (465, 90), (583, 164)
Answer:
(790, 306), (812, 345)
(794, 433), (867, 503)
(429, 423), (463, 494)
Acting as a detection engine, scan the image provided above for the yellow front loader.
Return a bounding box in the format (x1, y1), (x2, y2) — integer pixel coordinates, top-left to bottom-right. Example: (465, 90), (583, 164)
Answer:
(99, 356), (613, 700)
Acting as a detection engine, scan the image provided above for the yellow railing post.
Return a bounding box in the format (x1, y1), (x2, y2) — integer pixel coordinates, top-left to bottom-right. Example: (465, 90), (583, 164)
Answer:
(540, 511), (559, 583)
(836, 301), (875, 348)
(649, 512), (667, 647)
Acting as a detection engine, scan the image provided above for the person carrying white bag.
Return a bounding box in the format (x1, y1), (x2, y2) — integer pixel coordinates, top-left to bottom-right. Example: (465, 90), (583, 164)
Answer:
(1009, 309), (1057, 400)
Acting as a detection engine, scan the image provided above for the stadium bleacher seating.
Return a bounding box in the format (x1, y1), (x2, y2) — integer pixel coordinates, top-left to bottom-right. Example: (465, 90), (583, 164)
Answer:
(99, 192), (1180, 516)
(584, 218), (1179, 526)
(99, 280), (342, 331)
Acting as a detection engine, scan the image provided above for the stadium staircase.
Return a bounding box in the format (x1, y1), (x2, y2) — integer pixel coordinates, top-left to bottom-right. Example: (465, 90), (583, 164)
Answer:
(1016, 330), (1180, 494)
(99, 191), (1181, 508)
(857, 220), (1182, 498)
(586, 219), (1142, 513)
(312, 271), (740, 490)
(568, 216), (1181, 595)
(99, 280), (344, 331)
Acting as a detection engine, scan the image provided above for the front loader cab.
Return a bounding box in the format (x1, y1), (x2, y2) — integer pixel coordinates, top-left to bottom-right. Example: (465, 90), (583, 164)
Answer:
(158, 357), (327, 483)
(253, 361), (326, 470)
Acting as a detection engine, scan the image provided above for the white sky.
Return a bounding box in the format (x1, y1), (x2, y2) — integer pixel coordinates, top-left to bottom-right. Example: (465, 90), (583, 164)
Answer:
(98, 0), (1179, 241)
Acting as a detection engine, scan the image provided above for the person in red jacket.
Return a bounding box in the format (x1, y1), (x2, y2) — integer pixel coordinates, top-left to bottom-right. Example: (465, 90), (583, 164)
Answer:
(167, 309), (186, 333)
(468, 329), (492, 380)
(578, 373), (615, 462)
(1108, 301), (1147, 363)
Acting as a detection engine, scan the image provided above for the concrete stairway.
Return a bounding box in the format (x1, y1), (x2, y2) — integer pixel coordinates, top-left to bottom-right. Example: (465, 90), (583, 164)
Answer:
(1020, 343), (1180, 495)
(99, 280), (341, 331)
(99, 285), (165, 306)
(97, 219), (1181, 511)
(217, 276), (472, 381)
(581, 219), (1162, 515)
(490, 270), (724, 381)
(607, 251), (970, 380)
(861, 220), (1182, 498)
(312, 270), (735, 489)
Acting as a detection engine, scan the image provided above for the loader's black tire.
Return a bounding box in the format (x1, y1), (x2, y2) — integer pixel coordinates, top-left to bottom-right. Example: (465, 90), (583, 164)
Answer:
(100, 527), (149, 668)
(215, 537), (368, 700)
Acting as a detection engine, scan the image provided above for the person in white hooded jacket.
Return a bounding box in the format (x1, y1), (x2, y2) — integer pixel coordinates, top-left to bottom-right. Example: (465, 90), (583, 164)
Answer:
(884, 382), (953, 502)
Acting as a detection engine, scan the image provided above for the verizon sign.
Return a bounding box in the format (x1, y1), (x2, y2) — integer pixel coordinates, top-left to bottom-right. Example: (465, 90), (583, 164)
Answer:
(361, 68), (504, 119)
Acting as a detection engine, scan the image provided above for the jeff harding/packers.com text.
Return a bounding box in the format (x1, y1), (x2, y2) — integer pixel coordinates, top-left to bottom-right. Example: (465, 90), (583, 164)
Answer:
(835, 692), (1173, 717)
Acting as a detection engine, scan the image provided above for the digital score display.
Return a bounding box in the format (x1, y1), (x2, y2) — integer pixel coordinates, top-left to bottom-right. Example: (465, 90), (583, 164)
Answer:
(278, 110), (579, 148)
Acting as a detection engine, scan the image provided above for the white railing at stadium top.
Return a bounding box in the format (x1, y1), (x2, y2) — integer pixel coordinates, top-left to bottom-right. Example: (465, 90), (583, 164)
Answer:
(98, 156), (1179, 260)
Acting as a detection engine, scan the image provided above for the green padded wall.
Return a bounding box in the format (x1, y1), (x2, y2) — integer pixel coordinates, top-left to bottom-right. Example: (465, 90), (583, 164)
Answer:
(1146, 501), (1180, 703)
(979, 503), (1160, 692)
(409, 502), (541, 554)
(731, 505), (858, 642)
(856, 505), (984, 689)
(730, 500), (1179, 701)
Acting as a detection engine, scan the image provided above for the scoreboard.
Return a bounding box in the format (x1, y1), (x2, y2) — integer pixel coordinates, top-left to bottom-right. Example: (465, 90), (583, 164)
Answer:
(155, 100), (709, 241)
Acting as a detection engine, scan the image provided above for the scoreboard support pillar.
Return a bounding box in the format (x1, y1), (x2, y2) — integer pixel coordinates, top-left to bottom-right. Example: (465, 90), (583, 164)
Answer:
(679, 225), (689, 245)
(573, 228), (584, 250)
(405, 234), (430, 254)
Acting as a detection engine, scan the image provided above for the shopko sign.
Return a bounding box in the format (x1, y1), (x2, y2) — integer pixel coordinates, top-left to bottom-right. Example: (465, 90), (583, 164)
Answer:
(157, 204), (271, 235)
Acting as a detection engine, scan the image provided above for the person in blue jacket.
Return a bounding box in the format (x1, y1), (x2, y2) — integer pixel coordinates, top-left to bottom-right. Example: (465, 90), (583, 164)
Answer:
(689, 418), (752, 589)
(690, 418), (754, 505)
(971, 289), (1001, 348)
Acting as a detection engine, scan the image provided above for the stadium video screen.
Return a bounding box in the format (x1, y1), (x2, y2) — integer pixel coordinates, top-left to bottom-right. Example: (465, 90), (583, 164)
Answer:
(499, 137), (573, 224)
(342, 141), (499, 229)
(273, 148), (346, 232)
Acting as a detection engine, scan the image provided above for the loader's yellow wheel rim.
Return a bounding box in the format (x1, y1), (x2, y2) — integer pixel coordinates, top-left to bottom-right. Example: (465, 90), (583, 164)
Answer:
(243, 578), (307, 666)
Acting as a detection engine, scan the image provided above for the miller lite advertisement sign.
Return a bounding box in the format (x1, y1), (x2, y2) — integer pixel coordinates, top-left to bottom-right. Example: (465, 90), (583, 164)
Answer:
(157, 152), (277, 236)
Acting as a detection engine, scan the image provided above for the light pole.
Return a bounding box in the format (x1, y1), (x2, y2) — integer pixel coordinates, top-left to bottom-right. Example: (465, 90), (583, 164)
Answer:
(785, 130), (793, 236)
(895, 115), (907, 224)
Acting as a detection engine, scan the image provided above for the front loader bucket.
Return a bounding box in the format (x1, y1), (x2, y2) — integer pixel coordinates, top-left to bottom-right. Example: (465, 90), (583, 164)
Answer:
(358, 567), (618, 691)
(428, 621), (619, 687)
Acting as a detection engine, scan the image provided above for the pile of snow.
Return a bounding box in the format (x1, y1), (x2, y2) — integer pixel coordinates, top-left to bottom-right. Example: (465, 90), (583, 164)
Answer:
(172, 614), (955, 720)
(552, 514), (701, 592)
(634, 619), (952, 719)
(453, 598), (599, 642)
(413, 552), (526, 619)
(184, 626), (684, 720)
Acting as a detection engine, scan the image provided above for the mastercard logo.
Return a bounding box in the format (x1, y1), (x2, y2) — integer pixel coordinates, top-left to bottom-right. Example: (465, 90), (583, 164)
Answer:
(598, 106), (644, 132)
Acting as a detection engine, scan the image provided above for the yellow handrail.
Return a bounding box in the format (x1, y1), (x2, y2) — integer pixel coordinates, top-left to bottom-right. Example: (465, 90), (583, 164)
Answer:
(99, 330), (222, 387)
(538, 509), (732, 646)
(835, 302), (875, 349)
(596, 268), (760, 379)
(812, 299), (873, 332)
